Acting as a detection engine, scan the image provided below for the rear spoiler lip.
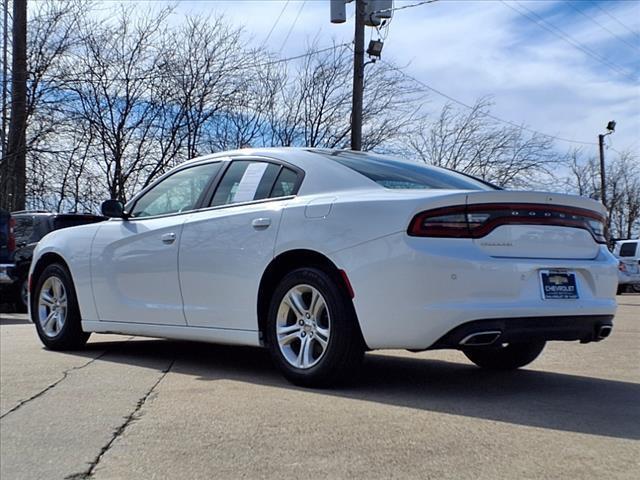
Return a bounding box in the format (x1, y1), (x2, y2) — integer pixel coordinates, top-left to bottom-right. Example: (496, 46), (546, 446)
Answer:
(464, 191), (607, 218)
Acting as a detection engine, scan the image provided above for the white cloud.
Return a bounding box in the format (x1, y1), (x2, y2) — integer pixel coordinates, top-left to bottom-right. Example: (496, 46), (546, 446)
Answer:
(74, 0), (640, 156)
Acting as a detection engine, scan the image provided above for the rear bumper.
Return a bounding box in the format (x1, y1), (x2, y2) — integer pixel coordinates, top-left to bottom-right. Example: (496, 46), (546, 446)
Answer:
(431, 315), (614, 348)
(332, 233), (618, 350)
(618, 271), (640, 286)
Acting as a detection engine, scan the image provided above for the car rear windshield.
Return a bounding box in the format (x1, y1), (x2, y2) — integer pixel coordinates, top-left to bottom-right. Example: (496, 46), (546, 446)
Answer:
(312, 150), (495, 191)
(619, 242), (637, 257)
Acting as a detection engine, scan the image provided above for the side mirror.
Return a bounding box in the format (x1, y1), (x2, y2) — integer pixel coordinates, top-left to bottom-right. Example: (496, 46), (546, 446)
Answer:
(101, 200), (127, 219)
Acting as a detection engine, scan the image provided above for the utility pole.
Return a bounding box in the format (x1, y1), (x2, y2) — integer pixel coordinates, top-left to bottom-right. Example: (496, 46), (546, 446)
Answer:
(350, 0), (365, 151)
(1, 0), (8, 161)
(598, 120), (616, 243)
(2, 0), (27, 211)
(597, 121), (616, 209)
(598, 133), (607, 209)
(332, 0), (390, 151)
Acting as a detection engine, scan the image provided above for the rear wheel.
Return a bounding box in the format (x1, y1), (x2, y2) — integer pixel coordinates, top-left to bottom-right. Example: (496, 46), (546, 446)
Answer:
(266, 267), (364, 387)
(463, 341), (546, 370)
(32, 263), (90, 350)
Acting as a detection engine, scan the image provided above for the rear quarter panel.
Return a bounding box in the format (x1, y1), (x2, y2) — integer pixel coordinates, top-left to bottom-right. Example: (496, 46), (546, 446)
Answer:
(275, 189), (471, 256)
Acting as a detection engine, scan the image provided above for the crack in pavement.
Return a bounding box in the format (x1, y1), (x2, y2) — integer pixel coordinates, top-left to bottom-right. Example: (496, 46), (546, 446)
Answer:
(0, 336), (137, 421)
(0, 351), (108, 420)
(65, 358), (176, 480)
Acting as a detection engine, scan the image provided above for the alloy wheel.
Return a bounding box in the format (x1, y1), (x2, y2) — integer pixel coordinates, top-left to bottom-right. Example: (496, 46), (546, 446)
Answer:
(276, 284), (331, 369)
(38, 276), (68, 338)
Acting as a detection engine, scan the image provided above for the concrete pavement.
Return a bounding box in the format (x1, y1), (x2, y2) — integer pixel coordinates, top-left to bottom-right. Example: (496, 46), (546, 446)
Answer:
(1, 296), (639, 479)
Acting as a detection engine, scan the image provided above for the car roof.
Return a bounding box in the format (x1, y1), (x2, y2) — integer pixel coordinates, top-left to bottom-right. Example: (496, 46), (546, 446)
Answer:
(180, 147), (379, 195)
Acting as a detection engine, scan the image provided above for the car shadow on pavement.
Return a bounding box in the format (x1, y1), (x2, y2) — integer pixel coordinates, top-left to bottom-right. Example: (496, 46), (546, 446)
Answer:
(76, 338), (640, 441)
(0, 315), (32, 325)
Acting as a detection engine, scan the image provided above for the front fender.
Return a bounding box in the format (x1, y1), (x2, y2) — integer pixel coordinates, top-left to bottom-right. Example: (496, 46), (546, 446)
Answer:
(30, 224), (102, 322)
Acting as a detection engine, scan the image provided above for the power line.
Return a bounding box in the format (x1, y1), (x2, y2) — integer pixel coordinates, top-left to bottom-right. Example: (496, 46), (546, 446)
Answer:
(380, 59), (599, 146)
(501, 0), (636, 83)
(263, 0), (290, 45)
(279, 0), (307, 54)
(592, 1), (640, 39)
(0, 43), (351, 85)
(566, 1), (640, 54)
(373, 0), (440, 16)
(506, 0), (636, 81)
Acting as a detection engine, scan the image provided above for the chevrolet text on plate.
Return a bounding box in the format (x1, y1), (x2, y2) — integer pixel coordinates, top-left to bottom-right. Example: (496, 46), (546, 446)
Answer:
(28, 148), (618, 387)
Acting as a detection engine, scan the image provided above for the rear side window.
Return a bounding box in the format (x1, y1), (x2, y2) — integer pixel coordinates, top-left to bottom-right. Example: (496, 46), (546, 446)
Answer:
(619, 242), (637, 257)
(14, 216), (35, 245)
(210, 161), (300, 207)
(315, 151), (493, 190)
(271, 168), (299, 197)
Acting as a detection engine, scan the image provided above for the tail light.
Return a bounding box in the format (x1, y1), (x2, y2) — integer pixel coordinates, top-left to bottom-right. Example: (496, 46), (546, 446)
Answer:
(7, 217), (16, 252)
(618, 262), (627, 273)
(408, 203), (607, 244)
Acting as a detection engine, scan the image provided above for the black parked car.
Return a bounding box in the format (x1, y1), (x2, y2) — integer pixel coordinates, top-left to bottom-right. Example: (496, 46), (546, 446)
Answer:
(0, 211), (105, 312)
(0, 208), (15, 287)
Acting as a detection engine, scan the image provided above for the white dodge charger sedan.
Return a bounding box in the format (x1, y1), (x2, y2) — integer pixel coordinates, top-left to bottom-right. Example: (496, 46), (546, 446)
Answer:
(28, 148), (618, 386)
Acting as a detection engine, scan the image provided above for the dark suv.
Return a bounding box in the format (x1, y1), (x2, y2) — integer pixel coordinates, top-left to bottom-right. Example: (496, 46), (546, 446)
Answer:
(0, 211), (105, 311)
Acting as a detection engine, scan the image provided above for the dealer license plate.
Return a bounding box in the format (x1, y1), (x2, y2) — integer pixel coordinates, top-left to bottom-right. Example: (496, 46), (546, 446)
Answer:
(540, 270), (579, 300)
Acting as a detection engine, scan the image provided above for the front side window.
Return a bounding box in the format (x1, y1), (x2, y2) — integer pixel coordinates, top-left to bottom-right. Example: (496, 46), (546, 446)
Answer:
(130, 162), (221, 218)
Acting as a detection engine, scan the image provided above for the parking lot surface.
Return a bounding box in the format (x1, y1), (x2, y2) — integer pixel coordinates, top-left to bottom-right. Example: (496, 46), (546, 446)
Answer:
(1, 296), (639, 479)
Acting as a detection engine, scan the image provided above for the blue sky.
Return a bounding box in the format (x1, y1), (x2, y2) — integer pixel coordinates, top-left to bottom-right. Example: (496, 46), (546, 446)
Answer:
(100, 0), (640, 156)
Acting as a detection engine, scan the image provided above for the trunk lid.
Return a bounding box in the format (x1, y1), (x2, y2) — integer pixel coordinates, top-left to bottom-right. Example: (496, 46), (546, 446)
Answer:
(465, 191), (606, 260)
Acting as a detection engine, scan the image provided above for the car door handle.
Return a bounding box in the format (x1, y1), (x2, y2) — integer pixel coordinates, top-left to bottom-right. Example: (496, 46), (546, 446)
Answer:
(161, 232), (176, 244)
(251, 218), (271, 230)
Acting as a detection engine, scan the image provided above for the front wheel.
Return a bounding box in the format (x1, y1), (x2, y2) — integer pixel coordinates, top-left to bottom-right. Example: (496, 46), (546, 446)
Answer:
(463, 341), (546, 370)
(266, 267), (364, 387)
(32, 263), (90, 350)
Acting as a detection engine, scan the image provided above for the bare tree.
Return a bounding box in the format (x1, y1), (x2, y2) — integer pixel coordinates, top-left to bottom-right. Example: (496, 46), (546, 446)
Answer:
(566, 148), (640, 239)
(22, 1), (627, 222)
(158, 16), (254, 159)
(267, 43), (424, 150)
(409, 98), (556, 188)
(63, 6), (173, 202)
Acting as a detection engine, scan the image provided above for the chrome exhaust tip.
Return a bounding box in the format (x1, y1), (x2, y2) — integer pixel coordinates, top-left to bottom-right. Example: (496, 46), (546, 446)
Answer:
(459, 330), (502, 346)
(597, 325), (612, 340)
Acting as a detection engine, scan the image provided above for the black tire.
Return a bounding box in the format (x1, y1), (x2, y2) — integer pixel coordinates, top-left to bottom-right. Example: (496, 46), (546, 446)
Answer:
(632, 285), (640, 294)
(616, 285), (625, 295)
(463, 341), (546, 370)
(14, 276), (28, 313)
(31, 263), (90, 350)
(265, 267), (364, 388)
